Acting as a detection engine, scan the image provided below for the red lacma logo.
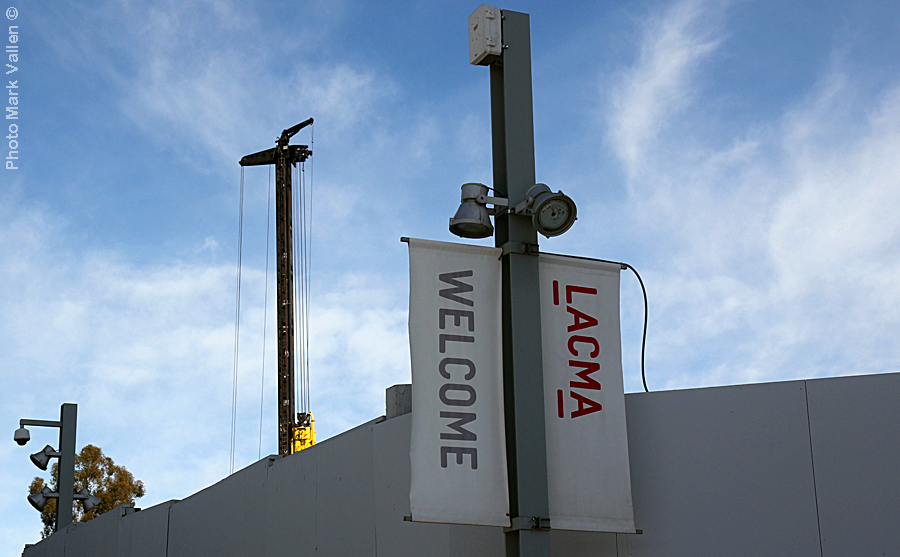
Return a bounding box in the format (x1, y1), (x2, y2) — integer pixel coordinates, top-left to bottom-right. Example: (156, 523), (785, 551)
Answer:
(553, 280), (602, 419)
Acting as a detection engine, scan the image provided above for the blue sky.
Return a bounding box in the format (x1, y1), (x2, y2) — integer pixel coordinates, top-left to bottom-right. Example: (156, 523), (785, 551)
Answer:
(3, 0), (900, 550)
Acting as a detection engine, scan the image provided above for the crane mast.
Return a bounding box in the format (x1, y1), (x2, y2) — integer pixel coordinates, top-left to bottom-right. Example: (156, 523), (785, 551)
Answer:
(239, 118), (315, 456)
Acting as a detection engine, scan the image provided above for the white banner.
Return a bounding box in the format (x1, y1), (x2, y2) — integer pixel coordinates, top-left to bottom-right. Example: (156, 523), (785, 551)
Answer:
(407, 238), (509, 527)
(539, 254), (636, 533)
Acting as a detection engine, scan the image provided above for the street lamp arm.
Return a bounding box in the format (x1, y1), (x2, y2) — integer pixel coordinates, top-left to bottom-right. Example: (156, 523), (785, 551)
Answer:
(20, 419), (61, 428)
(476, 194), (510, 208)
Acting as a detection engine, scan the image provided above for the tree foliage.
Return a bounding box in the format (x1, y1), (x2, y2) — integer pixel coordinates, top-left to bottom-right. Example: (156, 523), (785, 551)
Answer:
(28, 444), (146, 539)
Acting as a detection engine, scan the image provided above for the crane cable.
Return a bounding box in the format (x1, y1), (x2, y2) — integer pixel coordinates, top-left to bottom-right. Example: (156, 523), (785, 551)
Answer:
(289, 124), (314, 417)
(299, 162), (308, 413)
(292, 164), (301, 414)
(306, 124), (314, 413)
(292, 140), (313, 415)
(230, 168), (246, 475)
(258, 166), (273, 460)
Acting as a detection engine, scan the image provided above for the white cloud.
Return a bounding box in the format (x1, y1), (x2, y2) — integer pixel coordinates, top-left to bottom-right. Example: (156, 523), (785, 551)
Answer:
(305, 272), (410, 417)
(603, 0), (900, 390)
(31, 0), (396, 171)
(608, 0), (725, 175)
(198, 235), (219, 252)
(0, 199), (412, 546)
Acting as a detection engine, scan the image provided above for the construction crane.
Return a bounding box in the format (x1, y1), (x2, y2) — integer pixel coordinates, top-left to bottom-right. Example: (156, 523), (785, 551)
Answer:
(240, 118), (315, 456)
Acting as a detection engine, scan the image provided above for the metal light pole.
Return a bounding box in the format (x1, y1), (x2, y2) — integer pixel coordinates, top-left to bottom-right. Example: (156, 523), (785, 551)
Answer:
(453, 7), (578, 553)
(482, 8), (552, 557)
(17, 403), (78, 531)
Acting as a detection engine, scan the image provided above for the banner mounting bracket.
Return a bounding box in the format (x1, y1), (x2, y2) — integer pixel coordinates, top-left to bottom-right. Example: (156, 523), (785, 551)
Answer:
(504, 516), (551, 532)
(500, 241), (540, 258)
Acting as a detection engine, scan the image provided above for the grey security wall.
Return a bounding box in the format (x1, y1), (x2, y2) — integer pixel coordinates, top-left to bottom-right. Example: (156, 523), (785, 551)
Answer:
(806, 374), (900, 556)
(624, 381), (822, 556)
(21, 372), (900, 557)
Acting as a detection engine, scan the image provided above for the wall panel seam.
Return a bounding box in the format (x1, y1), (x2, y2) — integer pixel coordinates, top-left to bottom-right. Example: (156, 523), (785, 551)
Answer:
(804, 381), (824, 557)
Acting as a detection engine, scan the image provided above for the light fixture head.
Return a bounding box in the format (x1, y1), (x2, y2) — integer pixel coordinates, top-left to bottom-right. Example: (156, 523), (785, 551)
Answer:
(449, 183), (494, 239)
(525, 184), (577, 237)
(27, 487), (56, 512)
(76, 487), (101, 513)
(14, 426), (30, 446)
(30, 445), (59, 471)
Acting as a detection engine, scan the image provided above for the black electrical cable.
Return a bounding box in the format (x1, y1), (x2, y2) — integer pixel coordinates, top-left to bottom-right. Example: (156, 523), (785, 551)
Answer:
(540, 251), (650, 392)
(621, 263), (649, 393)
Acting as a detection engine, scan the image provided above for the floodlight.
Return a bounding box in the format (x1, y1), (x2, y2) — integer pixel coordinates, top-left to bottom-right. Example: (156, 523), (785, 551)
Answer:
(27, 487), (57, 512)
(517, 184), (577, 237)
(30, 445), (60, 471)
(14, 426), (30, 446)
(75, 488), (101, 512)
(449, 182), (576, 239)
(449, 183), (495, 239)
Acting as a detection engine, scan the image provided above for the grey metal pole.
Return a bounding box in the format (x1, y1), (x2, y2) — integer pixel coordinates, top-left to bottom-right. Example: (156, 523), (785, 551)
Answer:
(56, 403), (77, 531)
(490, 10), (552, 557)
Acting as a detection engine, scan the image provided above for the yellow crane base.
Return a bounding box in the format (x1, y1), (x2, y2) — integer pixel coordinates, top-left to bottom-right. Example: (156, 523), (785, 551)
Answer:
(291, 412), (316, 454)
